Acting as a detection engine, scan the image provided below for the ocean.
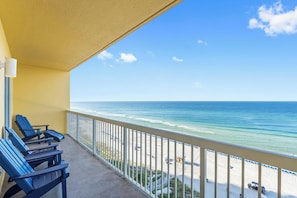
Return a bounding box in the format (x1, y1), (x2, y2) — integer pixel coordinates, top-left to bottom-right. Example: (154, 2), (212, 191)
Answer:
(70, 101), (297, 155)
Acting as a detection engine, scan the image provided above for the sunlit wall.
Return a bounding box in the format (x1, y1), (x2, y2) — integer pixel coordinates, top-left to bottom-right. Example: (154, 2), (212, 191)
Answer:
(13, 64), (70, 133)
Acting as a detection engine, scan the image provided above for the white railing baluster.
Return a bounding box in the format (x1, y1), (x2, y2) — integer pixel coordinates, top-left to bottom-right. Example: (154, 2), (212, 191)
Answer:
(102, 122), (105, 159)
(278, 167), (281, 198)
(120, 126), (122, 171)
(200, 147), (206, 198)
(104, 122), (108, 161)
(116, 126), (119, 170)
(190, 145), (194, 198)
(155, 136), (158, 198)
(93, 119), (96, 154)
(241, 158), (245, 198)
(109, 123), (112, 164)
(136, 131), (139, 185)
(105, 122), (108, 162)
(227, 154), (230, 198)
(161, 137), (164, 198)
(132, 130), (134, 182)
(128, 129), (131, 179)
(123, 127), (128, 178)
(215, 151), (218, 198)
(76, 114), (79, 141)
(109, 124), (115, 165)
(101, 121), (103, 156)
(140, 132), (143, 188)
(174, 140), (177, 198)
(182, 143), (185, 197)
(113, 125), (115, 167)
(145, 133), (148, 191)
(167, 138), (170, 198)
(149, 134), (152, 196)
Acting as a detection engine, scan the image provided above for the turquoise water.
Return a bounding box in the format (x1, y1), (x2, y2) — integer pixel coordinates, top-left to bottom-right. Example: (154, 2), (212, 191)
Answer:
(71, 101), (297, 155)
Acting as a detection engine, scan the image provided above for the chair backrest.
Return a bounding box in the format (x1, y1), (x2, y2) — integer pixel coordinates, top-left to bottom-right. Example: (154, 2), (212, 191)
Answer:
(0, 139), (34, 193)
(15, 114), (34, 137)
(4, 126), (30, 155)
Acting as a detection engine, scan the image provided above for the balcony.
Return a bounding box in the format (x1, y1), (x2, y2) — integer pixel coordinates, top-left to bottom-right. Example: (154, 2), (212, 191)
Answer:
(66, 111), (297, 198)
(0, 134), (147, 198)
(2, 111), (297, 198)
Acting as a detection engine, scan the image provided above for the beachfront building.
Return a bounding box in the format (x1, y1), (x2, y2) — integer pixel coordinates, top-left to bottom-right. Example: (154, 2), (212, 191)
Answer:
(0, 1), (296, 198)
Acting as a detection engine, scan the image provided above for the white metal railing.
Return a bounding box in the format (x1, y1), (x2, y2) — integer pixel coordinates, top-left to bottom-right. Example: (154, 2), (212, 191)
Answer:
(67, 110), (297, 198)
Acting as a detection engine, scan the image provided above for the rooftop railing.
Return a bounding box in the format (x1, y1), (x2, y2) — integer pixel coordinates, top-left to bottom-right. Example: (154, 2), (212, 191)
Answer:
(67, 110), (297, 198)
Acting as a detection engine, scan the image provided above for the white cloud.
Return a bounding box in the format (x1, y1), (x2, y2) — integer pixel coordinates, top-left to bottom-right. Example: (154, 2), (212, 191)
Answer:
(97, 50), (113, 60)
(197, 39), (208, 46)
(248, 1), (297, 36)
(120, 53), (137, 63)
(172, 56), (184, 62)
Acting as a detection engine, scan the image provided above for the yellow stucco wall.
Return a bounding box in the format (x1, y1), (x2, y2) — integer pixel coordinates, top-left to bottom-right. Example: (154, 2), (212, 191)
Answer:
(13, 64), (70, 134)
(0, 17), (12, 194)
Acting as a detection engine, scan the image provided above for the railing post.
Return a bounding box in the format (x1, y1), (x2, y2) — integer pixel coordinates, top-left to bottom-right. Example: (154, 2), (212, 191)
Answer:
(200, 147), (206, 197)
(76, 114), (79, 141)
(123, 127), (128, 178)
(277, 168), (281, 198)
(241, 159), (245, 198)
(93, 119), (96, 155)
(66, 113), (69, 136)
(227, 154), (230, 198)
(258, 163), (262, 198)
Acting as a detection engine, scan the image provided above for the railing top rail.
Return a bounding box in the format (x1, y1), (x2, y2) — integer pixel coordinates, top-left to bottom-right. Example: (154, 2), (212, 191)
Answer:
(67, 110), (297, 172)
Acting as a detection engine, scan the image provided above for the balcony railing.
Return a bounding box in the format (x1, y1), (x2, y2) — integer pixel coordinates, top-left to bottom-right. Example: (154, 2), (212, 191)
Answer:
(67, 110), (297, 198)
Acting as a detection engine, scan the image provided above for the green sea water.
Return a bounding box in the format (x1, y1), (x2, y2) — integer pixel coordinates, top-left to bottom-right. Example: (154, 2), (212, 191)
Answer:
(71, 101), (297, 155)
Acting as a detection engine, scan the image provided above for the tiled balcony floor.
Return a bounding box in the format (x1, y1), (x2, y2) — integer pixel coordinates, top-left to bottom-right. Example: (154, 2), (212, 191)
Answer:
(1, 135), (148, 198)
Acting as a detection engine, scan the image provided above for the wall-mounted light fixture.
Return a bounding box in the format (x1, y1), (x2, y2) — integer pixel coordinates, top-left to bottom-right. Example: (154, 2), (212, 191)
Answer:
(0, 57), (17, 78)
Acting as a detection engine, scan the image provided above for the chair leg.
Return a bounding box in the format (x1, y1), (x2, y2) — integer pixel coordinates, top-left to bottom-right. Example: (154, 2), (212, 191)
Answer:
(62, 179), (67, 198)
(37, 133), (41, 141)
(8, 176), (12, 182)
(4, 184), (22, 198)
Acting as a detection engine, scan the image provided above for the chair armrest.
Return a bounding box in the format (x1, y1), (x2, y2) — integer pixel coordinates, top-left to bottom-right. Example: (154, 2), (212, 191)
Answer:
(24, 128), (42, 133)
(32, 124), (49, 130)
(11, 163), (69, 180)
(26, 137), (54, 145)
(26, 143), (59, 152)
(25, 150), (63, 162)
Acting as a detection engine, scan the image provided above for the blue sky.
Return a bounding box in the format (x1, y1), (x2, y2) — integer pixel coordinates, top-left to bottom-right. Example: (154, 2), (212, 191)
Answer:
(71, 0), (297, 101)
